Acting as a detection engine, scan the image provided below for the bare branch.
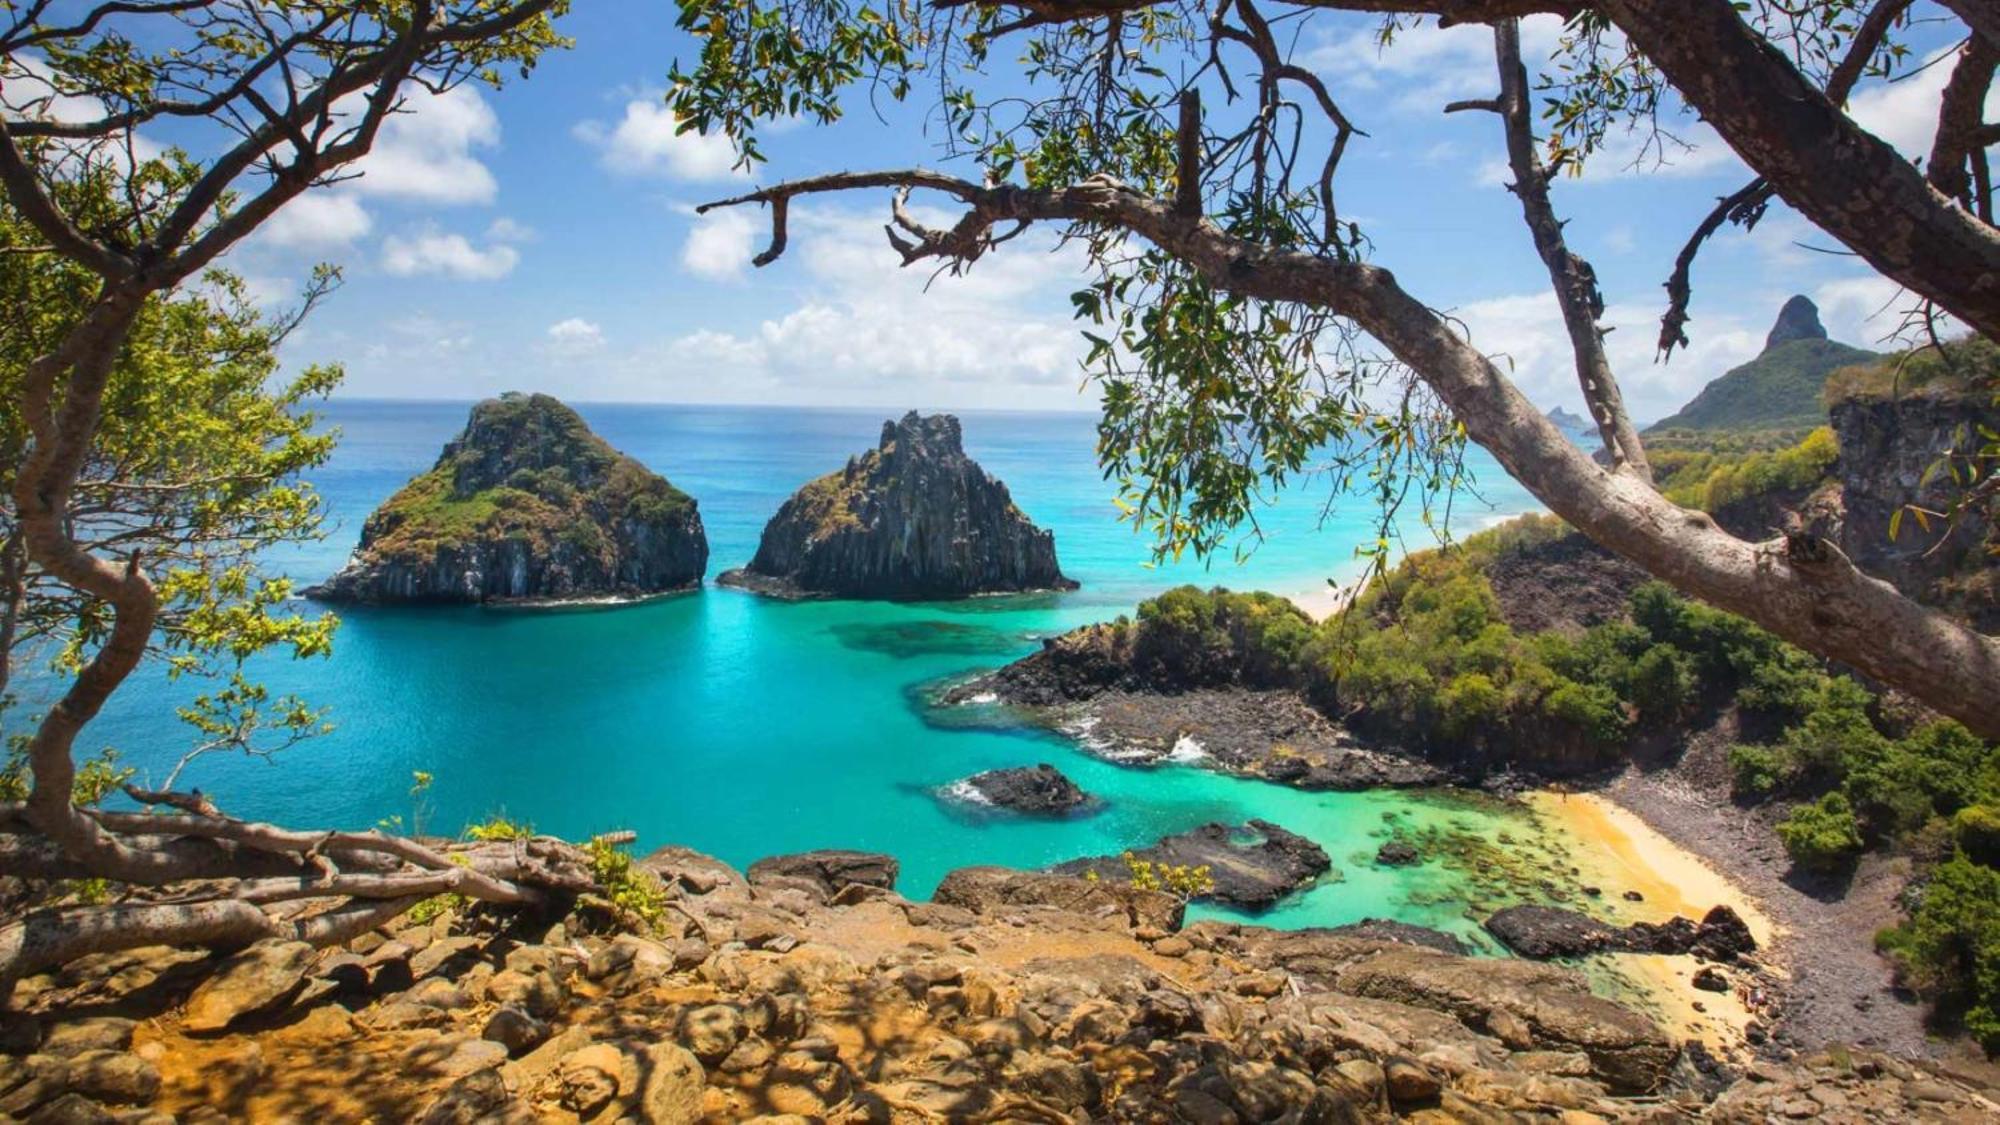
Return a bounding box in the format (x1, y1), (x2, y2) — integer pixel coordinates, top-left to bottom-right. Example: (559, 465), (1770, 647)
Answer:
(703, 166), (2000, 736)
(1489, 18), (1650, 479)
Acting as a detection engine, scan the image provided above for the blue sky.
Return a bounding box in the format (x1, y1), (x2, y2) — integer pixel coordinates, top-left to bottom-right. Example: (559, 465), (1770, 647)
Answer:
(213, 4), (1988, 421)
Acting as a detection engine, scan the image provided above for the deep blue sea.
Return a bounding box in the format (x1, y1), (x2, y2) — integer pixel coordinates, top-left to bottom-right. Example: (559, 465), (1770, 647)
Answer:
(20, 400), (1612, 946)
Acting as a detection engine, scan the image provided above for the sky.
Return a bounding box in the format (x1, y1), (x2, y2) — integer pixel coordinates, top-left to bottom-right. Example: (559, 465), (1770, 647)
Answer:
(200, 3), (1994, 422)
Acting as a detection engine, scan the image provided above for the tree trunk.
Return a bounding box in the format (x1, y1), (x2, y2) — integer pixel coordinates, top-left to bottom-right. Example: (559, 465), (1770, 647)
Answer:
(1600, 0), (2000, 340)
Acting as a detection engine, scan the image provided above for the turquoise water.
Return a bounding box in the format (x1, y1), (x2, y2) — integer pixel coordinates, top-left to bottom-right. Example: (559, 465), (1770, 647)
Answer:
(22, 401), (1574, 945)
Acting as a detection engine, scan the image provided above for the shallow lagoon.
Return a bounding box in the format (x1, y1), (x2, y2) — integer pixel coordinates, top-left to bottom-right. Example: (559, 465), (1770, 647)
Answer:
(25, 400), (1677, 952)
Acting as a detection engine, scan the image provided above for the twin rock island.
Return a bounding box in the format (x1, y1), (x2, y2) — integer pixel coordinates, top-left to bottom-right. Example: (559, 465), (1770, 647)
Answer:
(306, 394), (1076, 605)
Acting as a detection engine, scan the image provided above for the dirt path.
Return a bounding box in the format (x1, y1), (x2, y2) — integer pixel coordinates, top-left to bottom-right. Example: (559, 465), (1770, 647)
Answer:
(1602, 766), (1944, 1060)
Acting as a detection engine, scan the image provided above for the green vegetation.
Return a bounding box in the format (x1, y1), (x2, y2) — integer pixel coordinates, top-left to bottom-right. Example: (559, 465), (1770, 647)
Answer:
(2, 169), (339, 796)
(361, 393), (694, 564)
(586, 836), (672, 928)
(1119, 504), (1999, 1050)
(1823, 334), (2000, 404)
(1117, 851), (1217, 905)
(1654, 427), (1838, 512)
(1877, 857), (2000, 1051)
(1647, 337), (1880, 433)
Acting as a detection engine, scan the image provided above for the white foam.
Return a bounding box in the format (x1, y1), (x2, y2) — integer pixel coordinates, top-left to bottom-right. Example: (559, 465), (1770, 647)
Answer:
(964, 691), (999, 705)
(941, 779), (995, 806)
(1166, 734), (1209, 763)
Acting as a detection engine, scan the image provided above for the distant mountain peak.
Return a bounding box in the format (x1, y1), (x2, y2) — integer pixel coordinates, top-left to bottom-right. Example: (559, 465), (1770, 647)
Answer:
(1765, 295), (1828, 352)
(1546, 406), (1588, 430)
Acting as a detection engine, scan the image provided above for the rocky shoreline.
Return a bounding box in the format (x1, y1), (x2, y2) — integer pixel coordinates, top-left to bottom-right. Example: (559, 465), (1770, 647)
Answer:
(9, 841), (1994, 1121)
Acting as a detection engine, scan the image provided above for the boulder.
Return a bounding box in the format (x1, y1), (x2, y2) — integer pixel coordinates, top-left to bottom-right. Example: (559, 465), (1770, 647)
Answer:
(747, 850), (899, 897)
(1330, 945), (1678, 1094)
(1052, 820), (1331, 911)
(1484, 904), (1757, 961)
(718, 412), (1075, 599)
(182, 940), (313, 1032)
(932, 866), (1184, 932)
(308, 393), (706, 604)
(955, 764), (1098, 816)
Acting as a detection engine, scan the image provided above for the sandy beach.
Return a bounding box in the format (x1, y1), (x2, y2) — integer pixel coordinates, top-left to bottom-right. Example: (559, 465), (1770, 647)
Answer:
(1532, 791), (1781, 1056)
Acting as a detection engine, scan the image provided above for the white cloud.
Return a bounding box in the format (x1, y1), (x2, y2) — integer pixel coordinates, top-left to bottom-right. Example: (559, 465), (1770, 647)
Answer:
(1848, 44), (2000, 160)
(546, 317), (606, 355)
(652, 205), (1090, 397)
(1450, 290), (1764, 425)
(575, 99), (744, 181)
(257, 192), (373, 249)
(681, 208), (757, 280)
(1305, 15), (1564, 115)
(381, 225), (519, 280)
(351, 87), (501, 205)
(485, 217), (535, 243)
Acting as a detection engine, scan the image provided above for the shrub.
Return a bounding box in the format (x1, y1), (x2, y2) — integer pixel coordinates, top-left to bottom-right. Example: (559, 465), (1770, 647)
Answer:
(1778, 792), (1864, 872)
(1627, 645), (1697, 724)
(1954, 806), (2000, 867)
(1729, 743), (1794, 799)
(1541, 680), (1629, 750)
(1877, 856), (2000, 1052)
(1439, 673), (1505, 739)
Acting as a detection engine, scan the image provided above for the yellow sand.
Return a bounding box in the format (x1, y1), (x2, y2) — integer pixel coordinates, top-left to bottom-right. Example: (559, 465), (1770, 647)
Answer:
(1530, 791), (1783, 1055)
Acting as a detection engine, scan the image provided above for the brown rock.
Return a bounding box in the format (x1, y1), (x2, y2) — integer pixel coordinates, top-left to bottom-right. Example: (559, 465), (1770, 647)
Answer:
(182, 940), (313, 1032)
(1385, 1057), (1442, 1106)
(641, 1043), (704, 1124)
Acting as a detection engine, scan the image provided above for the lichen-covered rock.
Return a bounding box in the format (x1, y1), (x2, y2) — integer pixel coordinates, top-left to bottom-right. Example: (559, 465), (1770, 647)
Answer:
(307, 393), (706, 604)
(718, 412), (1074, 599)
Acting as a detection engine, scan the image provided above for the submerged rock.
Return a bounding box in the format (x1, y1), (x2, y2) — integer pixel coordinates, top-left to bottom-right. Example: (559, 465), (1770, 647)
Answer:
(307, 393), (706, 604)
(718, 412), (1075, 599)
(1052, 819), (1332, 911)
(954, 764), (1097, 816)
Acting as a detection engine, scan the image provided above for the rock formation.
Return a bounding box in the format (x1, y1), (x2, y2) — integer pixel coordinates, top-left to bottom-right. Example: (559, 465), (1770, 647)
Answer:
(1053, 820), (1333, 911)
(1646, 295), (1878, 433)
(10, 841), (1996, 1120)
(953, 764), (1098, 816)
(1545, 405), (1589, 430)
(1484, 904), (1757, 962)
(1825, 379), (2000, 631)
(307, 393), (706, 604)
(718, 411), (1075, 599)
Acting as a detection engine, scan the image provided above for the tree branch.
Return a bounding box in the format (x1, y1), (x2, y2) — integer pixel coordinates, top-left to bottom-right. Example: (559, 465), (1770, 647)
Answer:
(1489, 17), (1650, 479)
(703, 167), (2000, 737)
(1601, 0), (2000, 342)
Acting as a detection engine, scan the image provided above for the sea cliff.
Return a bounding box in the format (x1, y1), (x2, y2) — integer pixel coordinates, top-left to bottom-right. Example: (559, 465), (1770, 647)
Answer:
(720, 412), (1074, 599)
(308, 393), (707, 604)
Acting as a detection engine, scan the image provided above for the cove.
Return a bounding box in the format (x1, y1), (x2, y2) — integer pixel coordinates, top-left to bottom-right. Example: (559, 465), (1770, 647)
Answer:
(23, 400), (1690, 953)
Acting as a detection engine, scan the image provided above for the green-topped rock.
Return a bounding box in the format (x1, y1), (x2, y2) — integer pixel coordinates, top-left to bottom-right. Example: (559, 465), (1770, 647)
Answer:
(1647, 296), (1878, 434)
(719, 411), (1075, 600)
(307, 393), (706, 604)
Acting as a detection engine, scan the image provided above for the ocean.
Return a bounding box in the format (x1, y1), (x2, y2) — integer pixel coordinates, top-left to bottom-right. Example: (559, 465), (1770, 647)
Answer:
(16, 399), (1591, 947)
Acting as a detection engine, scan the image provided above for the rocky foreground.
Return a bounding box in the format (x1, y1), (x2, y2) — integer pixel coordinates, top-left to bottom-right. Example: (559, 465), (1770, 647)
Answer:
(5, 845), (1997, 1122)
(720, 412), (1076, 600)
(309, 393), (708, 604)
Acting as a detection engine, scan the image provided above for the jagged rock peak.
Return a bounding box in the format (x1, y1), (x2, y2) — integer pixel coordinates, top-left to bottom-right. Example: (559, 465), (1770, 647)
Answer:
(719, 410), (1076, 600)
(305, 393), (707, 604)
(1765, 294), (1828, 351)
